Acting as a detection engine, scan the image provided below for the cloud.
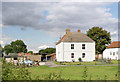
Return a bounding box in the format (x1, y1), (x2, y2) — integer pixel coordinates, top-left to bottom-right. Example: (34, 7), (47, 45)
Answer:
(25, 41), (56, 53)
(2, 2), (118, 41)
(0, 24), (3, 27)
(28, 49), (38, 53)
(111, 31), (117, 36)
(2, 0), (120, 2)
(0, 34), (14, 46)
(3, 2), (117, 30)
(38, 45), (50, 49)
(0, 40), (4, 45)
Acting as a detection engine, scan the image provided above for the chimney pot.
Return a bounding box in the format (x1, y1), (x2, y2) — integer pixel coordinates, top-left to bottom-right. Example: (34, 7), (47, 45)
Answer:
(66, 29), (70, 34)
(78, 29), (80, 32)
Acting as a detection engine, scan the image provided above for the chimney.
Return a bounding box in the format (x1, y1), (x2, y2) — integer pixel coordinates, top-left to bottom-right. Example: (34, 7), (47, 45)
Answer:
(78, 29), (80, 32)
(66, 29), (70, 34)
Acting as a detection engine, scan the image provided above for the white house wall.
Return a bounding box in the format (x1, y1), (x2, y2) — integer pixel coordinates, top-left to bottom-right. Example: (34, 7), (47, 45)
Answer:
(56, 42), (64, 61)
(103, 48), (120, 60)
(56, 42), (95, 62)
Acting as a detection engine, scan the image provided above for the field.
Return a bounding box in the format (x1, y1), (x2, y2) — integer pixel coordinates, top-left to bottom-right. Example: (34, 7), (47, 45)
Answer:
(28, 65), (118, 80)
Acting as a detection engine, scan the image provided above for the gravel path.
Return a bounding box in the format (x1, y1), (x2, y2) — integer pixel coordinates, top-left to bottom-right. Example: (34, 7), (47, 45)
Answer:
(45, 62), (66, 67)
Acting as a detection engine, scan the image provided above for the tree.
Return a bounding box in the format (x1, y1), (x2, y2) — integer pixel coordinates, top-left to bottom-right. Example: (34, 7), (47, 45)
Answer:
(87, 27), (111, 54)
(10, 40), (27, 53)
(4, 44), (13, 55)
(0, 44), (2, 51)
(4, 40), (27, 55)
(39, 49), (45, 54)
(0, 44), (3, 57)
(28, 51), (33, 54)
(39, 48), (56, 54)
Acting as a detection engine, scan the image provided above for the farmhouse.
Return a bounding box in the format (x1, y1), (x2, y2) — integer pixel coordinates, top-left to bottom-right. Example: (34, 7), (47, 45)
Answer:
(56, 29), (95, 62)
(103, 41), (120, 60)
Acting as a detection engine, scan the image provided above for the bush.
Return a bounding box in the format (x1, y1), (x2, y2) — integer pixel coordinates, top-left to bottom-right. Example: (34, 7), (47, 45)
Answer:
(72, 60), (75, 62)
(45, 73), (62, 80)
(82, 66), (88, 80)
(78, 57), (82, 62)
(45, 72), (69, 80)
(2, 59), (32, 80)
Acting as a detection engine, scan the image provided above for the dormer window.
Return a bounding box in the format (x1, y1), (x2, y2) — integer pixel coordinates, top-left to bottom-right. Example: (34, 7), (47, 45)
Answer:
(82, 44), (85, 49)
(71, 44), (74, 49)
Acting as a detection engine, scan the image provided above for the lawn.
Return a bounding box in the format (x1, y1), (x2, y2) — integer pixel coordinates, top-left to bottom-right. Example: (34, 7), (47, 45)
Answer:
(28, 65), (118, 80)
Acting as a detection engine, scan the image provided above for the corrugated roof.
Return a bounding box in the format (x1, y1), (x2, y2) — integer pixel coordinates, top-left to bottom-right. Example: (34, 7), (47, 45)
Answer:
(106, 41), (120, 48)
(56, 32), (94, 45)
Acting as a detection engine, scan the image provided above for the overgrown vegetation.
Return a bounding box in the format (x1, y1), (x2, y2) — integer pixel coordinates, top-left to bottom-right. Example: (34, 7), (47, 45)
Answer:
(45, 73), (63, 80)
(2, 59), (31, 80)
(82, 66), (88, 80)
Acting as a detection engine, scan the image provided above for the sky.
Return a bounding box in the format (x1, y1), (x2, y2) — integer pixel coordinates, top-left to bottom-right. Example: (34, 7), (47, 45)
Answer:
(0, 1), (119, 53)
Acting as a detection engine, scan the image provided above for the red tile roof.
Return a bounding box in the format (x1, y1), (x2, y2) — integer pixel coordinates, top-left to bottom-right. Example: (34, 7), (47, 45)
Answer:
(106, 41), (120, 48)
(56, 31), (94, 45)
(56, 34), (67, 45)
(25, 53), (31, 55)
(46, 53), (56, 57)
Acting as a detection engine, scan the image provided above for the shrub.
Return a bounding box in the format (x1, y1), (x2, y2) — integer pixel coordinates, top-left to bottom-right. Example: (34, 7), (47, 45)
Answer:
(82, 66), (88, 80)
(2, 59), (32, 80)
(45, 72), (69, 80)
(72, 60), (75, 62)
(78, 57), (82, 62)
(45, 73), (62, 80)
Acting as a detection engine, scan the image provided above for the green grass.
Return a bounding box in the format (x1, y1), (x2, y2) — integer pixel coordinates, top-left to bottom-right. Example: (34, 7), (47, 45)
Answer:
(28, 65), (118, 80)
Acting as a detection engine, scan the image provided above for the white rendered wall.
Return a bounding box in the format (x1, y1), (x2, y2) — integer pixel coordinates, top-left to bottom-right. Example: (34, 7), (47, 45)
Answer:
(56, 42), (95, 62)
(103, 48), (120, 60)
(56, 42), (64, 61)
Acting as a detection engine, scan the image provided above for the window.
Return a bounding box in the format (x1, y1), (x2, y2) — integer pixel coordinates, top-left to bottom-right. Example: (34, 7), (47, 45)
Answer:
(71, 53), (74, 58)
(82, 44), (85, 49)
(113, 52), (115, 56)
(82, 53), (85, 58)
(110, 52), (112, 55)
(71, 44), (74, 49)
